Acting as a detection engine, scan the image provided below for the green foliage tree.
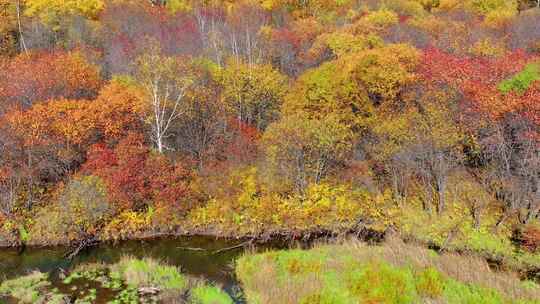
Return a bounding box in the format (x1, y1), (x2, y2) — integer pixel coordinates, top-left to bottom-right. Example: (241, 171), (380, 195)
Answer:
(498, 63), (540, 94)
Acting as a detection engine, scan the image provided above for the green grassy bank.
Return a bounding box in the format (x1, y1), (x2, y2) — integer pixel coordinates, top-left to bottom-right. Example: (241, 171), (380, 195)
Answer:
(236, 238), (540, 304)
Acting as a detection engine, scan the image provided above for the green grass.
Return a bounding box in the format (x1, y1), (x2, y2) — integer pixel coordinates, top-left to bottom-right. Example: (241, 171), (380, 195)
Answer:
(190, 284), (234, 304)
(443, 279), (506, 304)
(106, 257), (234, 303)
(110, 256), (187, 291)
(0, 272), (52, 303)
(235, 239), (540, 304)
(346, 261), (418, 303)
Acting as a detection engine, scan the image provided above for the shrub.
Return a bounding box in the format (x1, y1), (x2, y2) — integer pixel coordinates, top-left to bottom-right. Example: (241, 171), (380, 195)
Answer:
(518, 221), (540, 253)
(101, 209), (152, 241)
(189, 169), (366, 235)
(59, 175), (113, 235)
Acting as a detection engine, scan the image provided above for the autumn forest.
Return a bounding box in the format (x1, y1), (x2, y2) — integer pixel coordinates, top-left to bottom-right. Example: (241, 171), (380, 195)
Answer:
(0, 0), (539, 302)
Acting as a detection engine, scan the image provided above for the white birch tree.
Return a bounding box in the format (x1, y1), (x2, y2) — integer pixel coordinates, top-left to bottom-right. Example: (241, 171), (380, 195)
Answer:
(134, 44), (194, 153)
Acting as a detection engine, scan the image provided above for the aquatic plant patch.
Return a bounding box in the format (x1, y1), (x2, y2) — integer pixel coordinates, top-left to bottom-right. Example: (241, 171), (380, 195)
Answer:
(0, 257), (233, 304)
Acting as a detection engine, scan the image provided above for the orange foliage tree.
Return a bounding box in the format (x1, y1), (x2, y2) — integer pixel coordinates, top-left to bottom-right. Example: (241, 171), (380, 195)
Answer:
(0, 51), (102, 110)
(0, 80), (146, 210)
(5, 79), (145, 149)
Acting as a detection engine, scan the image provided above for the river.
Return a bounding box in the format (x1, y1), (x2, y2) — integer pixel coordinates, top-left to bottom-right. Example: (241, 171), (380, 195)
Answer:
(0, 236), (291, 302)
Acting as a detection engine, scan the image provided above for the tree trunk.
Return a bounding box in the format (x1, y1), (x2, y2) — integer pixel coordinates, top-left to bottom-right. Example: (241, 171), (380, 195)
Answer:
(156, 135), (163, 154)
(295, 150), (307, 193)
(494, 210), (512, 231)
(437, 177), (446, 214)
(471, 202), (481, 229)
(16, 0), (28, 55)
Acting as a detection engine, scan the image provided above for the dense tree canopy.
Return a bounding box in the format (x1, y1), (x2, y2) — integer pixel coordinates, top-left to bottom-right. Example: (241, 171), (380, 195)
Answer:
(0, 0), (539, 274)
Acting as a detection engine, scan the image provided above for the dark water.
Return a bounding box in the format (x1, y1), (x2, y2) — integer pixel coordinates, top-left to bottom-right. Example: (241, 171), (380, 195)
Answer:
(0, 236), (290, 300)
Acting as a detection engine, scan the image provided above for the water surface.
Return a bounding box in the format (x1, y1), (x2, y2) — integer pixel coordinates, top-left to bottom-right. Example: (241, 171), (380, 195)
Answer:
(0, 236), (289, 301)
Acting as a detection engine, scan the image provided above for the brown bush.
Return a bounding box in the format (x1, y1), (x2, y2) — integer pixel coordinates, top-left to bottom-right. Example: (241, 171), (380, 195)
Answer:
(520, 223), (540, 253)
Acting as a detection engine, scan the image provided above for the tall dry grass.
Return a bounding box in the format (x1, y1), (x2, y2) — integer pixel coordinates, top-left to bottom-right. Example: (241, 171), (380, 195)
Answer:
(236, 236), (540, 304)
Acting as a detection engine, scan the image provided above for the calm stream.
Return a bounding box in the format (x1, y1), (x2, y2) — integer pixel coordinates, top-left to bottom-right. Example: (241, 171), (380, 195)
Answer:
(0, 236), (292, 302)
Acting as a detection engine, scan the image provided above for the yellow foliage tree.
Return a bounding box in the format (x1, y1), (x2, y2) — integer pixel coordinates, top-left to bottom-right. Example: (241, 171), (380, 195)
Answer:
(263, 112), (353, 191)
(348, 43), (421, 106)
(0, 0), (17, 55)
(166, 0), (192, 13)
(283, 59), (373, 133)
(352, 8), (399, 35)
(309, 31), (383, 58)
(464, 0), (517, 15)
(218, 59), (288, 130)
(25, 0), (104, 29)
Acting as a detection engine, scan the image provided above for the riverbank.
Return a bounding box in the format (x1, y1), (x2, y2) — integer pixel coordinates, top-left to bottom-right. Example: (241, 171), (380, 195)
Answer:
(1, 190), (540, 283)
(1, 237), (539, 304)
(1, 225), (539, 285)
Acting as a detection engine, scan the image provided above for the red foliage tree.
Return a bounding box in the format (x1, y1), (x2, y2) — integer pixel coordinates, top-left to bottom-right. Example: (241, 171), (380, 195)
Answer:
(420, 48), (539, 224)
(0, 79), (146, 211)
(420, 48), (538, 126)
(82, 133), (192, 212)
(223, 118), (261, 165)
